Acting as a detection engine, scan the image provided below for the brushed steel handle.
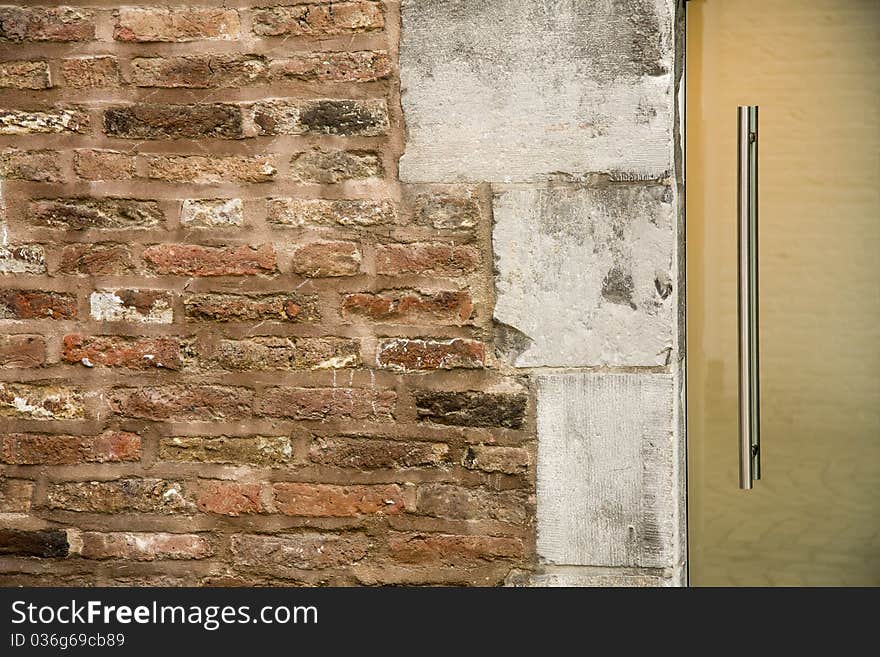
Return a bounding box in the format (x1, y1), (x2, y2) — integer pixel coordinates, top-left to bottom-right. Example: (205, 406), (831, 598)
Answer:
(738, 106), (761, 489)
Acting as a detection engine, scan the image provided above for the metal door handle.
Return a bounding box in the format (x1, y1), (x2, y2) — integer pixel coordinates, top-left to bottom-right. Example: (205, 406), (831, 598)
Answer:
(738, 105), (761, 489)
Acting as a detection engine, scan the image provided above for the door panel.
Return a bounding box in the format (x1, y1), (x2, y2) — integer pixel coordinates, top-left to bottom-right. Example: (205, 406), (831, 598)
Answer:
(687, 0), (880, 586)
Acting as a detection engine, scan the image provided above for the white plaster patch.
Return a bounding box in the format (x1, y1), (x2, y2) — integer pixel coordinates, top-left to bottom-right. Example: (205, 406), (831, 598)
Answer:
(536, 372), (676, 568)
(90, 291), (173, 324)
(493, 184), (675, 367)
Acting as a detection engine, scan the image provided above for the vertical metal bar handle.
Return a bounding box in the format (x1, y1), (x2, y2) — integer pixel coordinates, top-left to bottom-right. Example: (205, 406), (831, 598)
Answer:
(738, 106), (761, 489)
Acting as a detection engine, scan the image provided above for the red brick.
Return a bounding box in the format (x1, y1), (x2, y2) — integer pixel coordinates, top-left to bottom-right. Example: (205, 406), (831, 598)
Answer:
(414, 192), (481, 230)
(0, 7), (95, 42)
(142, 244), (276, 277)
(289, 241), (361, 277)
(78, 532), (212, 560)
(205, 337), (360, 371)
(0, 61), (51, 90)
(0, 149), (62, 181)
(145, 155), (276, 184)
(114, 7), (240, 43)
(415, 484), (529, 524)
(130, 55), (268, 88)
(271, 51), (391, 83)
(273, 483), (403, 517)
(376, 338), (485, 371)
(0, 478), (34, 512)
(0, 245), (46, 274)
(62, 334), (180, 370)
(0, 107), (88, 135)
(309, 436), (449, 470)
(104, 104), (244, 140)
(0, 431), (140, 465)
(47, 479), (191, 513)
(375, 243), (480, 276)
(342, 290), (474, 324)
(256, 387), (395, 421)
(108, 385), (253, 421)
(183, 292), (319, 323)
(196, 481), (264, 516)
(0, 290), (76, 320)
(60, 57), (120, 88)
(462, 445), (531, 475)
(0, 383), (84, 420)
(0, 529), (68, 557)
(73, 150), (134, 181)
(389, 533), (524, 565)
(0, 335), (45, 368)
(57, 243), (134, 275)
(254, 99), (388, 137)
(232, 533), (370, 570)
(253, 2), (383, 37)
(267, 198), (393, 227)
(28, 198), (162, 230)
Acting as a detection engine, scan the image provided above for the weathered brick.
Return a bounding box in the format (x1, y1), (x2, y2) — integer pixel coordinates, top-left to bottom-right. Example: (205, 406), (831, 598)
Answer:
(183, 292), (318, 323)
(47, 479), (191, 513)
(232, 533), (370, 570)
(90, 289), (173, 324)
(195, 481), (263, 516)
(114, 7), (240, 43)
(416, 484), (529, 524)
(142, 244), (276, 277)
(415, 192), (481, 230)
(252, 2), (383, 37)
(104, 104), (243, 140)
(77, 532), (212, 560)
(180, 199), (243, 228)
(60, 57), (120, 88)
(462, 445), (531, 475)
(130, 55), (268, 88)
(0, 529), (68, 557)
(268, 198), (393, 227)
(309, 436), (449, 470)
(342, 290), (473, 324)
(0, 383), (83, 420)
(414, 390), (527, 429)
(0, 107), (87, 134)
(256, 387), (395, 421)
(0, 335), (45, 368)
(389, 533), (524, 565)
(0, 149), (63, 182)
(73, 150), (135, 181)
(108, 385), (253, 421)
(289, 150), (383, 184)
(376, 338), (485, 371)
(0, 478), (34, 512)
(0, 245), (47, 274)
(58, 244), (133, 275)
(159, 435), (292, 467)
(273, 483), (403, 517)
(253, 99), (389, 136)
(205, 337), (360, 371)
(289, 241), (361, 277)
(0, 431), (140, 465)
(375, 243), (480, 276)
(62, 334), (180, 370)
(0, 290), (76, 320)
(145, 155), (276, 184)
(28, 198), (162, 230)
(0, 7), (94, 42)
(0, 61), (51, 89)
(271, 51), (391, 83)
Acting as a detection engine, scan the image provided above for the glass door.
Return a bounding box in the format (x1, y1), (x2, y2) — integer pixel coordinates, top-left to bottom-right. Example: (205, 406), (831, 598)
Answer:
(687, 0), (880, 586)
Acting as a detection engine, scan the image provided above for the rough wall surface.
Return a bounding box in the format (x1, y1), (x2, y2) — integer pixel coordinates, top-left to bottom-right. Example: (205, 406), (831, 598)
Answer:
(0, 2), (537, 586)
(401, 0), (686, 585)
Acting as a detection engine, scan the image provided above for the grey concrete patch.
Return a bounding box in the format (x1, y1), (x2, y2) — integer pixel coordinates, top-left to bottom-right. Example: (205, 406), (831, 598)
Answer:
(493, 185), (675, 367)
(536, 372), (676, 568)
(399, 0), (675, 182)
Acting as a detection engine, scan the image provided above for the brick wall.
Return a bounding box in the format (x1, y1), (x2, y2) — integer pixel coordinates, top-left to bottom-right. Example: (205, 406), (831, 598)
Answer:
(0, 2), (535, 586)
